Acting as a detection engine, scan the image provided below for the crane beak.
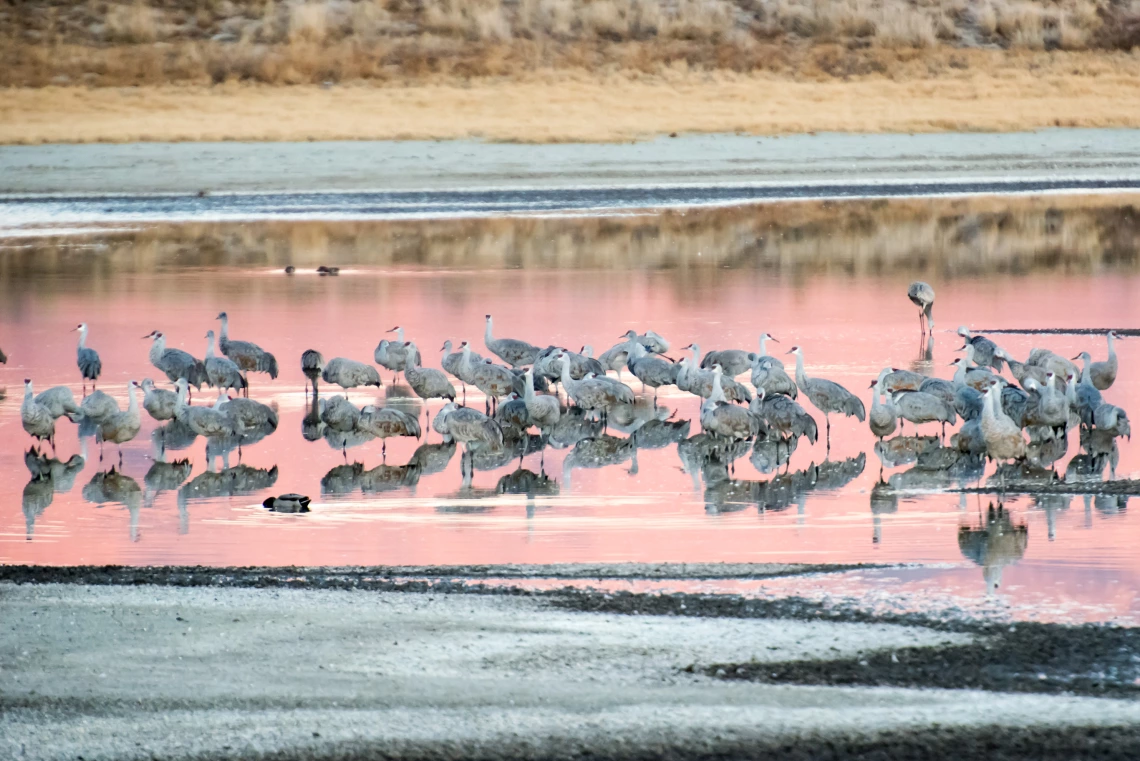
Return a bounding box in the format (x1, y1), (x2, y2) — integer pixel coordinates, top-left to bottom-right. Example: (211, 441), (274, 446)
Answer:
(768, 337), (780, 343)
(387, 326), (399, 333)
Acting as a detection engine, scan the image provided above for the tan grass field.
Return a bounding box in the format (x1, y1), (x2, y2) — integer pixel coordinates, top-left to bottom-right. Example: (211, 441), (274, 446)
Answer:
(6, 54), (1140, 145)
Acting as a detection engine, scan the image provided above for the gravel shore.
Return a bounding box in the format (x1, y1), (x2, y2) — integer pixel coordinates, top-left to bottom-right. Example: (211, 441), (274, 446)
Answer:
(4, 574), (1140, 760)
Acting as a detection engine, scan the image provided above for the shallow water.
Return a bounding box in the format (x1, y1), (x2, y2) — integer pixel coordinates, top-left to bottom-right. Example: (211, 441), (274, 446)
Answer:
(1, 205), (1139, 624)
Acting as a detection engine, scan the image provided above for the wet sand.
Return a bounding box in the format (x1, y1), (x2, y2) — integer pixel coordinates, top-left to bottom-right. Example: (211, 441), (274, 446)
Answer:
(4, 576), (1140, 761)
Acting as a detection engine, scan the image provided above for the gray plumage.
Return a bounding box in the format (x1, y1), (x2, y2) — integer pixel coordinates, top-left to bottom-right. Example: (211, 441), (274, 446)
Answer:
(404, 342), (456, 401)
(893, 390), (957, 429)
(221, 396), (279, 431)
(908, 281), (935, 331)
(548, 406), (604, 449)
(535, 345), (604, 382)
(375, 327), (418, 375)
(559, 354), (634, 412)
(204, 330), (247, 394)
(626, 342), (679, 395)
(34, 385), (81, 421)
(442, 340), (482, 381)
(1068, 372), (1102, 427)
(701, 398), (763, 440)
(408, 441), (457, 476)
(494, 394), (531, 434)
(882, 368), (925, 393)
(789, 348), (865, 435)
(320, 395), (362, 432)
(951, 419), (987, 455)
(700, 347), (755, 378)
(96, 381), (143, 460)
(953, 384), (985, 422)
(301, 349), (325, 391)
(1094, 403), (1130, 439)
(25, 447), (85, 488)
(79, 390), (120, 422)
(263, 494), (311, 513)
(628, 330), (669, 354)
(173, 381), (239, 438)
(217, 312), (278, 379)
(751, 354), (797, 399)
(146, 331), (208, 391)
(435, 402), (505, 450)
(484, 315), (540, 368)
(917, 376), (955, 406)
(677, 355), (752, 403)
(74, 323), (102, 389)
(358, 405), (422, 445)
(462, 349), (515, 403)
(951, 354), (1002, 393)
(1027, 348), (1079, 379)
(999, 351), (1049, 388)
(141, 378), (180, 422)
(322, 357), (382, 391)
(866, 381), (897, 440)
(957, 327), (1003, 371)
(750, 390), (818, 443)
(1075, 348), (1117, 394)
(522, 368), (561, 430)
(21, 381), (56, 445)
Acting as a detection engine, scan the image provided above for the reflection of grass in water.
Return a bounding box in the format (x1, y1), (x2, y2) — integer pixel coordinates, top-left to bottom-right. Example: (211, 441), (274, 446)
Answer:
(3, 195), (1140, 290)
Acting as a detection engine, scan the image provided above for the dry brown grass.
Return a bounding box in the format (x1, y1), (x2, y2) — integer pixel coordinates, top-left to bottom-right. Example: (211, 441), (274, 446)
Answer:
(5, 54), (1140, 144)
(4, 0), (1140, 87)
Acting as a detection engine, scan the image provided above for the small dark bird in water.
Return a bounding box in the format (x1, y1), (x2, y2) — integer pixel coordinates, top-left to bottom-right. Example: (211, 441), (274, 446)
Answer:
(262, 494), (311, 513)
(317, 266), (340, 276)
(284, 266), (296, 275)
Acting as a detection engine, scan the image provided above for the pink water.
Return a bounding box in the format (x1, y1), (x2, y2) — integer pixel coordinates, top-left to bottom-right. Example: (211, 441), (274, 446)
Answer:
(1, 257), (1138, 622)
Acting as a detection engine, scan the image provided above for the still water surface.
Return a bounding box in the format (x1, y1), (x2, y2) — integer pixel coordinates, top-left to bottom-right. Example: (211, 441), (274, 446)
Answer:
(1, 207), (1139, 624)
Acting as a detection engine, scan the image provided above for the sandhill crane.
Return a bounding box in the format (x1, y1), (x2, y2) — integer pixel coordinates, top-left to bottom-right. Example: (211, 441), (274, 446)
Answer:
(145, 331), (208, 399)
(301, 349), (325, 395)
(699, 367), (765, 445)
(957, 327), (1003, 371)
(1067, 370), (1102, 427)
(981, 381), (1027, 466)
(173, 379), (239, 438)
(908, 281), (935, 337)
(634, 330), (670, 354)
(699, 345), (755, 378)
(220, 395), (279, 432)
(320, 395), (361, 432)
(79, 389), (119, 423)
(375, 326), (418, 382)
(442, 340), (481, 401)
(535, 345), (603, 383)
(994, 348), (1048, 387)
(558, 352), (634, 422)
(626, 341), (678, 402)
(787, 346), (865, 444)
(494, 393), (530, 437)
(435, 402), (504, 452)
(951, 354), (1001, 393)
(217, 312), (278, 394)
(893, 390), (957, 438)
(1027, 347), (1079, 379)
(1035, 373), (1069, 434)
(141, 378), (180, 422)
(322, 357), (382, 396)
(204, 330), (246, 395)
(460, 346), (513, 414)
(21, 380), (56, 450)
(916, 374), (955, 406)
(73, 323), (102, 394)
(34, 385), (81, 421)
(95, 380), (142, 464)
(484, 315), (540, 368)
(404, 342), (456, 408)
(750, 389), (818, 445)
(522, 367), (561, 433)
(358, 405), (421, 457)
(882, 368), (926, 393)
(598, 338), (635, 377)
(677, 352), (752, 403)
(867, 379), (898, 441)
(751, 333), (797, 398)
(1075, 339), (1119, 391)
(1094, 403), (1130, 440)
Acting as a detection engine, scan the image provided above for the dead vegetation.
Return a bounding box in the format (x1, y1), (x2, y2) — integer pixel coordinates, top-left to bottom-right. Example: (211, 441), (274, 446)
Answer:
(5, 195), (1139, 286)
(4, 0), (1140, 86)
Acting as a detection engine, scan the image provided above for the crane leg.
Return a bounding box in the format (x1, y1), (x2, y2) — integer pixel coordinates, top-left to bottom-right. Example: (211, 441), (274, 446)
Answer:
(825, 417), (831, 452)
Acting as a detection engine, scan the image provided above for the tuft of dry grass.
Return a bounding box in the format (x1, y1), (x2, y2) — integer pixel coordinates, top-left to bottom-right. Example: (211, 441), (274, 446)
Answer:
(2, 0), (1138, 87)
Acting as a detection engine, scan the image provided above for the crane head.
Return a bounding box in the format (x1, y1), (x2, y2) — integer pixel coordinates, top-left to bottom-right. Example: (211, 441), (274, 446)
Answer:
(216, 312), (227, 320)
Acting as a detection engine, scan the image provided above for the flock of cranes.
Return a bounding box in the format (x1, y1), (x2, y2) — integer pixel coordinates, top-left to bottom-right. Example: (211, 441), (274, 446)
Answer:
(13, 282), (1132, 507)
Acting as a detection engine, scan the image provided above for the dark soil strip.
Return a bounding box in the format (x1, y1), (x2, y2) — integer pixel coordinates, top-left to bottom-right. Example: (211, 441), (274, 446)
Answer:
(973, 328), (1140, 335)
(189, 726), (1140, 761)
(704, 623), (1140, 700)
(0, 561), (875, 585)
